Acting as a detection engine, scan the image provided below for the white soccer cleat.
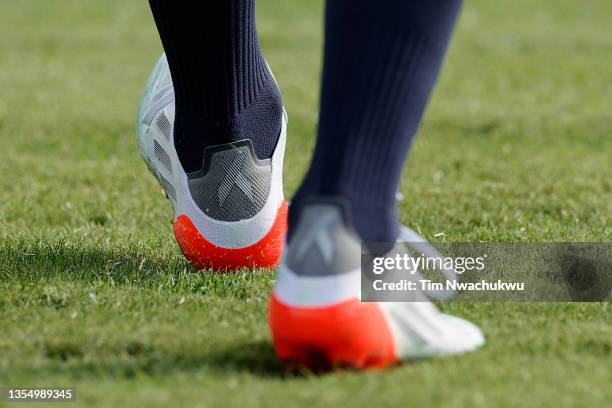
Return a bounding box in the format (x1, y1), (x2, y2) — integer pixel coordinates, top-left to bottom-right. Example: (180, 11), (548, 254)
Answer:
(268, 200), (484, 369)
(137, 55), (288, 271)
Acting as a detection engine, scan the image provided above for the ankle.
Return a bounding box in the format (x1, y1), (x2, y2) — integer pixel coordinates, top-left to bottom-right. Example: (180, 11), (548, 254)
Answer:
(229, 77), (283, 160)
(289, 193), (399, 245)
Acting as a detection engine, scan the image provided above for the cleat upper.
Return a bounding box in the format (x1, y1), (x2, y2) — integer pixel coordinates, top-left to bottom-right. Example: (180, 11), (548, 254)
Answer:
(187, 140), (272, 222)
(269, 200), (484, 369)
(137, 54), (287, 270)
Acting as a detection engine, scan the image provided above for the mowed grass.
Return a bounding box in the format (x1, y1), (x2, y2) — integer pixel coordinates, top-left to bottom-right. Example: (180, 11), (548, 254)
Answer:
(0, 0), (610, 407)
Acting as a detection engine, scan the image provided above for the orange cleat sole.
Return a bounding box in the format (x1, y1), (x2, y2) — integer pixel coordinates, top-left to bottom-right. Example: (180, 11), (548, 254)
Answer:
(173, 202), (288, 271)
(268, 293), (399, 371)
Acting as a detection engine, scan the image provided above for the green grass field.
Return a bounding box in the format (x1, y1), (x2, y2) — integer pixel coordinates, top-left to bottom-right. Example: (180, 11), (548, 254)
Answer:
(1, 0), (610, 407)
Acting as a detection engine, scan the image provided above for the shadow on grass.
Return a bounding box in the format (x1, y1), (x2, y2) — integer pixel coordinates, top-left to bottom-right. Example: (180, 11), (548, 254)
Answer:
(32, 339), (296, 380)
(2, 241), (327, 379)
(32, 337), (388, 381)
(204, 340), (289, 378)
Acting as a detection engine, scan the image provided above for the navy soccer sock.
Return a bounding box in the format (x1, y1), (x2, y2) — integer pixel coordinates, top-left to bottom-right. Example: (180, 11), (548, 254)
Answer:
(290, 0), (463, 243)
(148, 0), (283, 172)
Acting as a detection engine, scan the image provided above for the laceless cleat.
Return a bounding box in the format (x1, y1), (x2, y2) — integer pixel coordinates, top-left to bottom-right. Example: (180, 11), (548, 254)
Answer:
(137, 55), (288, 271)
(268, 200), (484, 370)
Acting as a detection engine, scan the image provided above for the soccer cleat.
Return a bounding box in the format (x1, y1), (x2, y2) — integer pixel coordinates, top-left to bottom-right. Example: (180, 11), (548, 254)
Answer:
(268, 200), (484, 370)
(137, 55), (288, 271)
